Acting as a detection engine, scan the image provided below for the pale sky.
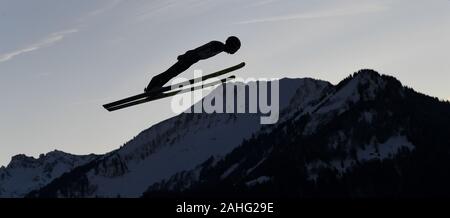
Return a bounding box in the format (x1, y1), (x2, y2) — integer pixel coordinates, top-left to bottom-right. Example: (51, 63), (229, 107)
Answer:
(0, 0), (449, 166)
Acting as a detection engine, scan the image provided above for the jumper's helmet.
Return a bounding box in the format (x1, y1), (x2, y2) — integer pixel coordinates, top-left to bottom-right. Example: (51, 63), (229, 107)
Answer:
(225, 36), (241, 54)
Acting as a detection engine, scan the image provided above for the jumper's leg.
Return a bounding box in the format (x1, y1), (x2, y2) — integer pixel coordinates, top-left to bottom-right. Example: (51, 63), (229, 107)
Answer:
(145, 60), (196, 92)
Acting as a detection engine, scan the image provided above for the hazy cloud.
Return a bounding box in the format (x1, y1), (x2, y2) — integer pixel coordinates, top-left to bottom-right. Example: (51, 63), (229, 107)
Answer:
(249, 0), (279, 7)
(81, 0), (123, 20)
(237, 3), (388, 24)
(0, 29), (78, 63)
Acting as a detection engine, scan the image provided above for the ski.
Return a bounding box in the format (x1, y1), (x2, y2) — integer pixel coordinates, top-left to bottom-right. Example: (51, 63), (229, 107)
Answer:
(105, 75), (236, 112)
(103, 62), (245, 109)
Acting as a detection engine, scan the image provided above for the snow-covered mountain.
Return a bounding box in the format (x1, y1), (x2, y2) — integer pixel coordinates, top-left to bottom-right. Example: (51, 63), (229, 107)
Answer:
(142, 69), (450, 198)
(0, 150), (97, 197)
(26, 78), (331, 198)
(6, 69), (450, 198)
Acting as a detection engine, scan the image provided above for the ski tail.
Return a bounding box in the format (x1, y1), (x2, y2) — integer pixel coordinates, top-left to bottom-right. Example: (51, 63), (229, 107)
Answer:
(105, 75), (236, 112)
(103, 62), (245, 109)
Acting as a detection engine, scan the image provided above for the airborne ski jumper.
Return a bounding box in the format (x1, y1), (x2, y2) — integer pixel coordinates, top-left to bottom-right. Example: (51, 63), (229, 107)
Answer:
(145, 36), (241, 93)
(103, 36), (245, 111)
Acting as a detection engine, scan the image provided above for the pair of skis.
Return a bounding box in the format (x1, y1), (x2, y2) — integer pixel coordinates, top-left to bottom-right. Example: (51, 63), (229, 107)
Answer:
(103, 62), (245, 111)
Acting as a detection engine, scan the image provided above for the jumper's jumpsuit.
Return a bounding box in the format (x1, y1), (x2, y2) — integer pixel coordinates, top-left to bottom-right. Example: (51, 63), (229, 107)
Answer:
(146, 41), (226, 92)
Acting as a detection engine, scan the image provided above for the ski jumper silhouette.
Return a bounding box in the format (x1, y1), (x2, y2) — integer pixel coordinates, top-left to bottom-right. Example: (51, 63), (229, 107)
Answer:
(145, 36), (241, 93)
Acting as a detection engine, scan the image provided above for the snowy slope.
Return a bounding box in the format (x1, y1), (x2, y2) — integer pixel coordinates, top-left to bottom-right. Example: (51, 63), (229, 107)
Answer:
(302, 69), (388, 135)
(28, 78), (331, 198)
(315, 69), (386, 114)
(0, 150), (97, 197)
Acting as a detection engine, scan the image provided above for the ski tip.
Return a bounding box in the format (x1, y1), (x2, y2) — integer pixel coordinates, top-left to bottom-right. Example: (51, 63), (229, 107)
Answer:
(103, 103), (114, 109)
(103, 104), (113, 112)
